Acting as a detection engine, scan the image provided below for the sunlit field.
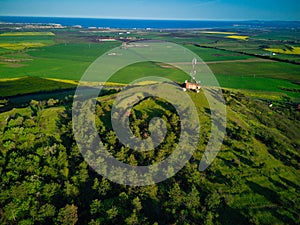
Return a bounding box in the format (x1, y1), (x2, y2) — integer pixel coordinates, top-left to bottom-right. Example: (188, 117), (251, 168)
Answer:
(265, 46), (300, 55)
(0, 32), (55, 36)
(226, 35), (249, 40)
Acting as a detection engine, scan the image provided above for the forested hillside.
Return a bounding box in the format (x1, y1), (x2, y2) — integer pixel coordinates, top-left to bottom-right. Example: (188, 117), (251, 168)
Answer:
(0, 90), (299, 225)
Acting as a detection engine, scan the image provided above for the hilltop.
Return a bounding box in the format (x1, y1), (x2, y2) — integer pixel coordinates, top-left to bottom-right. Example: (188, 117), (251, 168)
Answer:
(0, 89), (299, 224)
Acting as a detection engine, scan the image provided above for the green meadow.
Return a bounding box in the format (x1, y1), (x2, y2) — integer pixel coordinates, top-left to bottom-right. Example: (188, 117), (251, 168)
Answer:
(0, 76), (76, 98)
(183, 44), (254, 61)
(208, 61), (300, 82)
(215, 75), (300, 98)
(108, 61), (190, 83)
(0, 42), (119, 80)
(1, 28), (299, 99)
(0, 29), (299, 99)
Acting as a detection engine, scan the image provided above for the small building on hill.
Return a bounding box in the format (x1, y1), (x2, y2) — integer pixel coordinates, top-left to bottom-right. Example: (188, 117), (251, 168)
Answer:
(183, 80), (201, 93)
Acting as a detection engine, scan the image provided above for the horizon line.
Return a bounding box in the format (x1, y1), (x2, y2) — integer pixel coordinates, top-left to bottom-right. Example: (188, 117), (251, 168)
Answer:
(1, 15), (300, 22)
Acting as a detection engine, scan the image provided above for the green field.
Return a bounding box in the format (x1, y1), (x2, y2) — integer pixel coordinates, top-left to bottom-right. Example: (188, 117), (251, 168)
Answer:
(0, 42), (48, 50)
(162, 29), (300, 64)
(208, 61), (300, 82)
(0, 42), (120, 80)
(0, 32), (55, 36)
(0, 28), (300, 101)
(0, 33), (56, 52)
(265, 47), (300, 55)
(184, 44), (254, 61)
(106, 61), (300, 99)
(0, 76), (77, 98)
(216, 75), (300, 98)
(0, 33), (299, 100)
(108, 61), (190, 83)
(0, 35), (55, 44)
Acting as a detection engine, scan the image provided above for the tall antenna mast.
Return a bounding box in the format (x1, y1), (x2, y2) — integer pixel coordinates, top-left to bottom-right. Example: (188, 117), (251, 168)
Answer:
(190, 58), (197, 82)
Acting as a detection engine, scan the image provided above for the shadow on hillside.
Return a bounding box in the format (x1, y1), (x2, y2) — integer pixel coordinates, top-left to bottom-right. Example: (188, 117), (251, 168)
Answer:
(246, 181), (297, 224)
(218, 205), (249, 225)
(279, 176), (300, 190)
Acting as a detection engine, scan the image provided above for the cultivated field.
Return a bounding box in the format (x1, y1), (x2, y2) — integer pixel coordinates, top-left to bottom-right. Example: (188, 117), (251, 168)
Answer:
(0, 28), (299, 101)
(0, 32), (55, 36)
(226, 35), (249, 40)
(265, 47), (300, 55)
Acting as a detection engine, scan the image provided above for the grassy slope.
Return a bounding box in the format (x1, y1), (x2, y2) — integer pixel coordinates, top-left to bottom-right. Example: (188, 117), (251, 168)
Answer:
(215, 75), (300, 98)
(108, 61), (190, 83)
(0, 76), (77, 98)
(109, 61), (300, 99)
(95, 90), (300, 224)
(220, 92), (299, 224)
(0, 89), (298, 224)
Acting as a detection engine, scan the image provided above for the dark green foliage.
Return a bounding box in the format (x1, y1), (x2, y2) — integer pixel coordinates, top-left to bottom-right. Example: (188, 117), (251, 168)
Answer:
(56, 204), (78, 225)
(0, 90), (299, 225)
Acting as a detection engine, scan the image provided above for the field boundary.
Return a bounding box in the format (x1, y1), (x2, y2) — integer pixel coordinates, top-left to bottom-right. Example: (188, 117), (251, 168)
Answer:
(194, 44), (300, 65)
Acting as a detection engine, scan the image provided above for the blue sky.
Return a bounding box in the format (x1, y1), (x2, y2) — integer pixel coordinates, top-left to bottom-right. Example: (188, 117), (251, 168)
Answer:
(1, 0), (299, 20)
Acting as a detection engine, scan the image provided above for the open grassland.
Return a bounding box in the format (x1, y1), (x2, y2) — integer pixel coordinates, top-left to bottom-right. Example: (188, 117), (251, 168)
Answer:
(107, 61), (190, 84)
(0, 76), (76, 98)
(252, 29), (300, 41)
(0, 77), (22, 82)
(0, 47), (14, 54)
(0, 32), (55, 36)
(45, 78), (79, 85)
(95, 61), (300, 99)
(228, 88), (284, 101)
(0, 35), (55, 44)
(184, 44), (254, 61)
(106, 59), (300, 99)
(0, 42), (120, 79)
(0, 42), (48, 50)
(0, 33), (55, 51)
(216, 74), (300, 99)
(1, 58), (299, 99)
(199, 31), (237, 35)
(0, 29), (299, 100)
(120, 28), (300, 63)
(46, 78), (126, 87)
(208, 61), (300, 82)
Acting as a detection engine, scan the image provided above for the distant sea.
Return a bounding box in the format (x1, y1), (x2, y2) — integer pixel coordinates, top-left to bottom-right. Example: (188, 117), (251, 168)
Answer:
(0, 16), (299, 29)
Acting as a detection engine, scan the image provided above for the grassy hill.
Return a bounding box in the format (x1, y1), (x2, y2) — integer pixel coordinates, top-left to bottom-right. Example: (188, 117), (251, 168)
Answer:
(0, 76), (77, 98)
(0, 89), (299, 224)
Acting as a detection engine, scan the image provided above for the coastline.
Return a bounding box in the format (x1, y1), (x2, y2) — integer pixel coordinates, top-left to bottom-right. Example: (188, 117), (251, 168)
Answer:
(1, 16), (299, 30)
